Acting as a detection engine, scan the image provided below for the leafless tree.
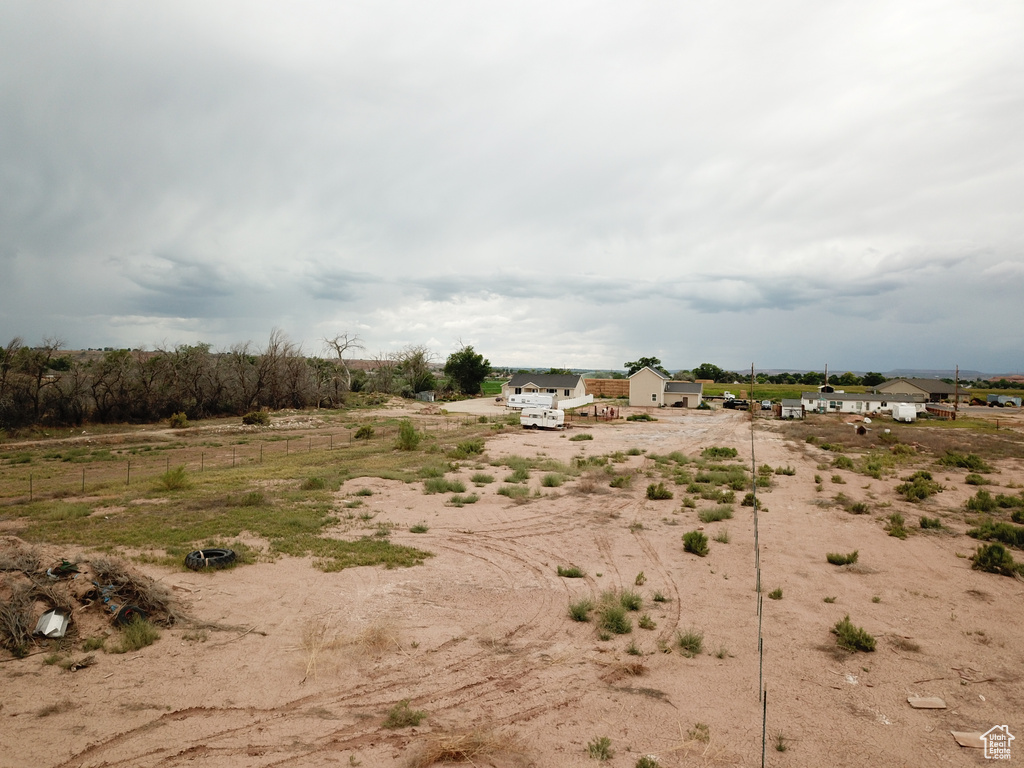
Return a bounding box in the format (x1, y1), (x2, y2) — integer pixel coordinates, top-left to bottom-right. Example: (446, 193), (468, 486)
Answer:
(322, 333), (364, 392)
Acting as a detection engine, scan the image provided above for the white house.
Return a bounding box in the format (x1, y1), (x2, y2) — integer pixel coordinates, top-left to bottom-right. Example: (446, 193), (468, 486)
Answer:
(799, 391), (925, 415)
(501, 373), (588, 409)
(629, 367), (703, 408)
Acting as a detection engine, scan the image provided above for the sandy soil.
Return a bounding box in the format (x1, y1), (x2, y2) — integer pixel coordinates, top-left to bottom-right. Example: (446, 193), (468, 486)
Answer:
(3, 407), (1023, 768)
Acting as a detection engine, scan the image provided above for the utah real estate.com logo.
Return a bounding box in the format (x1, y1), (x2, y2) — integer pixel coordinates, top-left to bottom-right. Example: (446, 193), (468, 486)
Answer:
(982, 725), (1014, 760)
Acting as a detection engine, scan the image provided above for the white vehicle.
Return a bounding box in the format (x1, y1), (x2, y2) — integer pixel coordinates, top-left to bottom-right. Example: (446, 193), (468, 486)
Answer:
(520, 407), (565, 430)
(507, 393), (554, 410)
(723, 391), (735, 401)
(891, 403), (917, 423)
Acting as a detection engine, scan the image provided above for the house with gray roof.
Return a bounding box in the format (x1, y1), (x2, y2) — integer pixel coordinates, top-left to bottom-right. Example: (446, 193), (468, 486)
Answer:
(872, 378), (956, 402)
(800, 391), (924, 415)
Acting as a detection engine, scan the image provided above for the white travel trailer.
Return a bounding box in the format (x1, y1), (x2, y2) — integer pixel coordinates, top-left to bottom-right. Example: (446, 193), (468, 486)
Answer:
(507, 393), (554, 410)
(892, 403), (917, 423)
(520, 408), (565, 430)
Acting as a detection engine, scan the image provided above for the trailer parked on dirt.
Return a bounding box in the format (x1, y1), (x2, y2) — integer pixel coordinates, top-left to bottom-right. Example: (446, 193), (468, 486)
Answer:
(520, 407), (565, 430)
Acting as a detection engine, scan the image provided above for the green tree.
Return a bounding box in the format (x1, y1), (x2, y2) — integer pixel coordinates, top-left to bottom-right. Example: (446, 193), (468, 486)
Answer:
(625, 357), (668, 376)
(836, 371), (862, 386)
(692, 363), (724, 381)
(444, 345), (490, 395)
(862, 372), (886, 387)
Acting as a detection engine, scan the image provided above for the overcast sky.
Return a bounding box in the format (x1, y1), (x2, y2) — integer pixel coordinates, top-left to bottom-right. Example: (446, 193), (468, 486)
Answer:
(2, 2), (1022, 374)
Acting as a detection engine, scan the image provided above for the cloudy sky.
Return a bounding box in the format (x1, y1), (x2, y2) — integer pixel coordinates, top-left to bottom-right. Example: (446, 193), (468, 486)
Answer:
(2, 2), (1022, 374)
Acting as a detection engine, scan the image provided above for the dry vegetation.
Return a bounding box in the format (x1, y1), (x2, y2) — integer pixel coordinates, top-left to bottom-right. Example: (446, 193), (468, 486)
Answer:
(2, 399), (1024, 767)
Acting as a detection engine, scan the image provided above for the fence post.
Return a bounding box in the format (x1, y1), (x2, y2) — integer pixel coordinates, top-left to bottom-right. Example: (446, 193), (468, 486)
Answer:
(127, 461), (130, 486)
(260, 444), (263, 462)
(201, 452), (204, 472)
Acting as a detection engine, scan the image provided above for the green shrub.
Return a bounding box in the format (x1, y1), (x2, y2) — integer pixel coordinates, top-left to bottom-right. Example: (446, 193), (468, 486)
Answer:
(541, 473), (564, 487)
(702, 446), (737, 459)
(455, 438), (484, 455)
(683, 530), (709, 557)
(652, 591), (669, 603)
(939, 451), (991, 472)
(775, 466), (796, 476)
(768, 588), (783, 600)
(409, 523), (429, 533)
(676, 628), (704, 657)
(626, 447), (643, 455)
(598, 603), (632, 635)
(587, 736), (613, 761)
(423, 477), (465, 494)
(471, 472), (494, 485)
(895, 471), (943, 502)
(831, 615), (876, 652)
(826, 550), (858, 566)
(110, 616), (160, 653)
(506, 467), (530, 484)
(155, 466), (190, 491)
(168, 412), (189, 428)
(447, 493), (479, 507)
(848, 502), (870, 515)
(626, 413), (655, 422)
(971, 543), (1023, 576)
(497, 484), (529, 500)
(638, 614), (656, 630)
(355, 487), (374, 496)
(1013, 509), (1024, 524)
(832, 456), (854, 470)
(819, 442), (843, 452)
(557, 565), (585, 578)
(619, 589), (643, 611)
(242, 410), (270, 426)
(395, 419), (421, 451)
(967, 519), (1024, 549)
(886, 512), (909, 539)
(965, 473), (987, 486)
(741, 492), (758, 508)
(646, 482), (673, 500)
(301, 476), (327, 491)
(831, 474), (846, 485)
(997, 492), (1024, 508)
(569, 433), (594, 442)
(699, 505), (733, 523)
(383, 700), (426, 729)
(569, 598), (594, 622)
(919, 516), (942, 529)
(966, 489), (997, 512)
(609, 474), (632, 488)
(354, 425), (374, 440)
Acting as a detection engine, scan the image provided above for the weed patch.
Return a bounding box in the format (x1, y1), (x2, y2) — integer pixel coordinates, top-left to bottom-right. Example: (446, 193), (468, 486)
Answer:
(826, 550), (858, 566)
(832, 615), (876, 652)
(646, 482), (673, 500)
(702, 446), (737, 459)
(557, 565), (585, 578)
(676, 628), (704, 657)
(699, 505), (733, 523)
(383, 700), (426, 729)
(683, 530), (709, 557)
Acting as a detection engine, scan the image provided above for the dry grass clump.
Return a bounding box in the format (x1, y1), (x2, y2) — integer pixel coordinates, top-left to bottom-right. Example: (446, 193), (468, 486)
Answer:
(299, 615), (344, 681)
(0, 539), (41, 573)
(407, 726), (528, 767)
(355, 618), (402, 656)
(0, 579), (35, 657)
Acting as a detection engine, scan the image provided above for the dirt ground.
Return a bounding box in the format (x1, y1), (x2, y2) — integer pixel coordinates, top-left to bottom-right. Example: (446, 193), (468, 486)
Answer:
(3, 406), (1024, 767)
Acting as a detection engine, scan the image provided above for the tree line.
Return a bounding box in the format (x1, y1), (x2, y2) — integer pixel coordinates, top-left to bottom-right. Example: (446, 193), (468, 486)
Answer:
(0, 333), (490, 430)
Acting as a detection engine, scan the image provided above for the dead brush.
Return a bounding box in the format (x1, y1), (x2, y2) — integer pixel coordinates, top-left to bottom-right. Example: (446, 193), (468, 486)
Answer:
(0, 579), (35, 658)
(407, 726), (528, 767)
(90, 557), (181, 625)
(354, 617), (404, 657)
(0, 540), (41, 574)
(298, 614), (344, 682)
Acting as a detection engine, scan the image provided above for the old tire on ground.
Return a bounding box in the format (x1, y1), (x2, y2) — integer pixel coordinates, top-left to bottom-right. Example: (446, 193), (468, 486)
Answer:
(113, 604), (147, 626)
(185, 548), (236, 571)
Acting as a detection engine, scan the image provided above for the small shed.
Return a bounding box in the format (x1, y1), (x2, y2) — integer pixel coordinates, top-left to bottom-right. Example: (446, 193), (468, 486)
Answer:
(780, 399), (804, 419)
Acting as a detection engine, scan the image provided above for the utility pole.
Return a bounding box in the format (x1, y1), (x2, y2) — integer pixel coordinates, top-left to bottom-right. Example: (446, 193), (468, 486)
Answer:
(954, 365), (959, 420)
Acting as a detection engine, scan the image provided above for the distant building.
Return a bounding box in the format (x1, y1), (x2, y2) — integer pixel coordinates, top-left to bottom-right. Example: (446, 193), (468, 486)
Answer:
(800, 391), (924, 415)
(501, 373), (587, 408)
(872, 378), (956, 403)
(629, 367), (703, 408)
